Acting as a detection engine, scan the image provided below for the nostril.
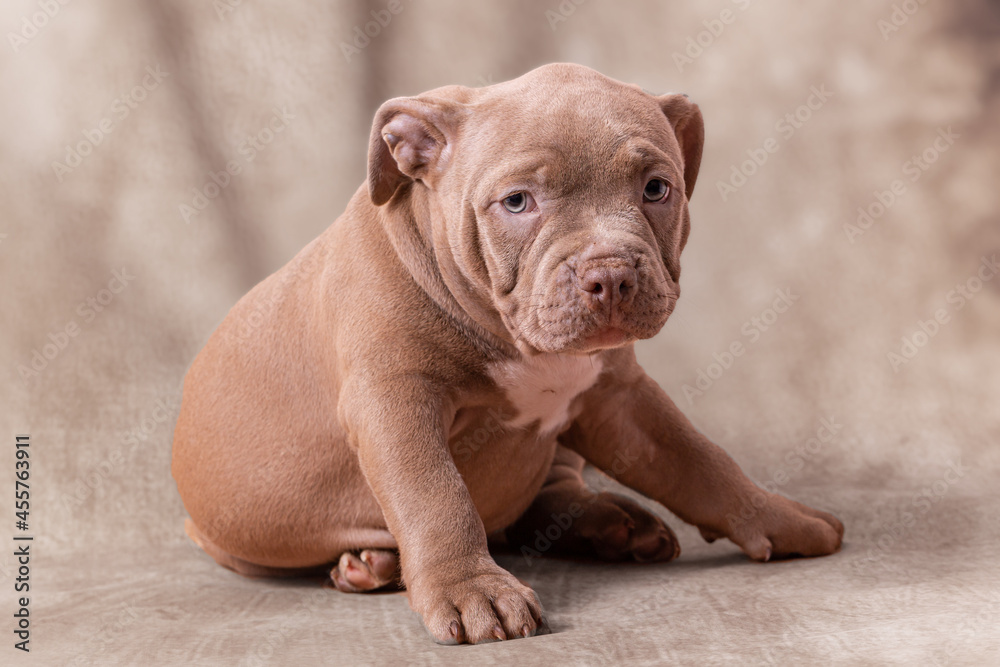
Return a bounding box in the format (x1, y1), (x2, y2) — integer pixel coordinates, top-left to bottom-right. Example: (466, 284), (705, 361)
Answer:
(576, 260), (638, 303)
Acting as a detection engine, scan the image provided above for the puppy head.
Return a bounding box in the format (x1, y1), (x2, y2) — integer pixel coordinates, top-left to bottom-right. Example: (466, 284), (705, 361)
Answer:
(368, 63), (704, 355)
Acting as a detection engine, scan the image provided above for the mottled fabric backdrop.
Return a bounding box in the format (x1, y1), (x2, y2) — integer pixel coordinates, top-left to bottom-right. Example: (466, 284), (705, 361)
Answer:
(1, 0), (998, 664)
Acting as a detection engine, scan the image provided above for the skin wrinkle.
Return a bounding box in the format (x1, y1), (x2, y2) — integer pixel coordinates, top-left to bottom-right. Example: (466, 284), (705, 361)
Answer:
(436, 204), (493, 328)
(475, 195), (541, 301)
(509, 182), (675, 351)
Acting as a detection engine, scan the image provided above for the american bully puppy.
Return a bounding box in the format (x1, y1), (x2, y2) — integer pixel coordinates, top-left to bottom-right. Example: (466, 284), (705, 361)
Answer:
(172, 63), (843, 645)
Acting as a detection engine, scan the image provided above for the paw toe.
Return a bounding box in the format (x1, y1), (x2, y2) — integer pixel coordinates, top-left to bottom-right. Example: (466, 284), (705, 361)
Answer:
(584, 493), (679, 562)
(330, 549), (399, 592)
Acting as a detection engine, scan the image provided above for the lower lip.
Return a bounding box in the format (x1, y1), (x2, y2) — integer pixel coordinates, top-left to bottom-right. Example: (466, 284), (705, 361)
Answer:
(587, 327), (629, 348)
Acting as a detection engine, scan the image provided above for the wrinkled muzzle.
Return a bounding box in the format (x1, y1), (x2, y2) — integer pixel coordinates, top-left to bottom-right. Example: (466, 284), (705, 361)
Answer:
(508, 237), (677, 354)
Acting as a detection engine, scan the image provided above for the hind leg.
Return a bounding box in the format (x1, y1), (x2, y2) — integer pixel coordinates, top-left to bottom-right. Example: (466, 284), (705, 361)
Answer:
(185, 517), (400, 592)
(330, 549), (401, 592)
(184, 518), (322, 578)
(505, 447), (680, 562)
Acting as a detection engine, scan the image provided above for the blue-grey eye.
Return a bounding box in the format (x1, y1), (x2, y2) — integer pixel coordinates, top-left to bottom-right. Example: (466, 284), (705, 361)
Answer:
(502, 192), (528, 213)
(643, 178), (670, 202)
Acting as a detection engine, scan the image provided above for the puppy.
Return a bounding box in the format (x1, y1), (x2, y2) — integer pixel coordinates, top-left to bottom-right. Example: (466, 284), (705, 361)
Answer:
(172, 63), (843, 645)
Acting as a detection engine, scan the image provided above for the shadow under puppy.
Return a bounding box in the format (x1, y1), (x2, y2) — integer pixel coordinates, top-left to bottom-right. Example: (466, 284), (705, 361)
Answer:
(172, 63), (843, 645)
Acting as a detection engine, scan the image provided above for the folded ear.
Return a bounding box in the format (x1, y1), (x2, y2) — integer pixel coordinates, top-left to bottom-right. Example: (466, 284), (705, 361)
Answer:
(657, 94), (705, 201)
(367, 96), (463, 206)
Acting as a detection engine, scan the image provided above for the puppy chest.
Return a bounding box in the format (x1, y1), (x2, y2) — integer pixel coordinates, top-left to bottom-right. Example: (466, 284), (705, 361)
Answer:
(486, 354), (604, 436)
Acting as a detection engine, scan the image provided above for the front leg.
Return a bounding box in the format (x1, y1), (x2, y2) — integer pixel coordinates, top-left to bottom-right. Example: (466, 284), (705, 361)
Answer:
(564, 349), (843, 561)
(343, 377), (546, 644)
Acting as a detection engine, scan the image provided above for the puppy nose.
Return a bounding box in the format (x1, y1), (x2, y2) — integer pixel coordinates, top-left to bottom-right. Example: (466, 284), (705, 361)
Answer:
(576, 261), (637, 312)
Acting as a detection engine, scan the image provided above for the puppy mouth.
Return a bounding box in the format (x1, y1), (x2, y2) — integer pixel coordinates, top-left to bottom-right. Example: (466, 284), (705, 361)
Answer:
(500, 253), (676, 354)
(511, 293), (675, 354)
(579, 325), (633, 351)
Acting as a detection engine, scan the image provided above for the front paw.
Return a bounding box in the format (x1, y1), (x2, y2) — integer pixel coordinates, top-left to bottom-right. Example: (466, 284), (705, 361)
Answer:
(716, 492), (844, 561)
(409, 559), (548, 644)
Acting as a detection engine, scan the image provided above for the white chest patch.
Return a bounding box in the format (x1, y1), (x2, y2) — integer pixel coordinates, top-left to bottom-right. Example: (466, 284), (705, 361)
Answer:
(487, 354), (604, 436)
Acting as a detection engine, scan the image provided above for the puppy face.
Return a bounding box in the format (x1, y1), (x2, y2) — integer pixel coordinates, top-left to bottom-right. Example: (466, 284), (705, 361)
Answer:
(368, 64), (704, 355)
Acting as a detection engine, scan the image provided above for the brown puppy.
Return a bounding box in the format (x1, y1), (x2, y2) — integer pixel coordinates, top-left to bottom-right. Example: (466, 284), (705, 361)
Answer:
(171, 63), (843, 644)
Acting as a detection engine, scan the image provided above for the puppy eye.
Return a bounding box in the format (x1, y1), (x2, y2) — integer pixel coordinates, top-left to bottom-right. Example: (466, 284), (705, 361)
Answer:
(502, 192), (530, 213)
(643, 178), (670, 203)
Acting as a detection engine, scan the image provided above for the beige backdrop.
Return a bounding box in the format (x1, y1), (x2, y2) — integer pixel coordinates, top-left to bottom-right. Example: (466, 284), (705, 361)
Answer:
(1, 0), (998, 664)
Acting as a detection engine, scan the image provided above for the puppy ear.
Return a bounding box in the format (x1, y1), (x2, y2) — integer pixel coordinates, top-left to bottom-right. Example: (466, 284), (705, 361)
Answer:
(368, 96), (462, 206)
(658, 94), (705, 201)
